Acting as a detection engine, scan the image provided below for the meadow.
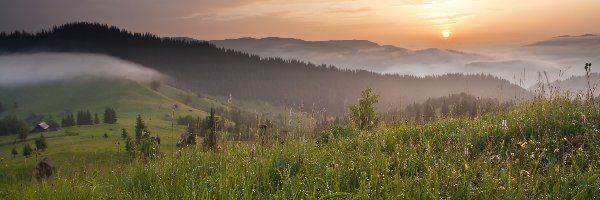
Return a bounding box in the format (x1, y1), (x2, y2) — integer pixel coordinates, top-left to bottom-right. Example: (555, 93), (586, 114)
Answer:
(2, 91), (599, 199)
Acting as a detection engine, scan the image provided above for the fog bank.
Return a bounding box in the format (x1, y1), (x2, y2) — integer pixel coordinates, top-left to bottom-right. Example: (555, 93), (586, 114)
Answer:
(0, 53), (165, 86)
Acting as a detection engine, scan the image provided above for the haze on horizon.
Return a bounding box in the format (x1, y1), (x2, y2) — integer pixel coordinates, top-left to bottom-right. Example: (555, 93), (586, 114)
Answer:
(1, 0), (599, 51)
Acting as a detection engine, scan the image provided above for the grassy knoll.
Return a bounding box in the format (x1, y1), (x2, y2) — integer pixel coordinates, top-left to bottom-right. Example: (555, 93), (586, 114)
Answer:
(3, 96), (599, 199)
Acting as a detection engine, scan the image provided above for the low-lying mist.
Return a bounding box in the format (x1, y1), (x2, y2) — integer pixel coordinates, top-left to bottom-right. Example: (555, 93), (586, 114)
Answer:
(0, 53), (165, 87)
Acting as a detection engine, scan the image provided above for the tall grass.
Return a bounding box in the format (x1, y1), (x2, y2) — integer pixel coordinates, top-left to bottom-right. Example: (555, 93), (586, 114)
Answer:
(4, 96), (600, 199)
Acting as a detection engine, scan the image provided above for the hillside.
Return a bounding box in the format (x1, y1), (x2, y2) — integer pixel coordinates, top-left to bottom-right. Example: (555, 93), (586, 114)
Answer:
(0, 22), (534, 115)
(0, 79), (226, 125)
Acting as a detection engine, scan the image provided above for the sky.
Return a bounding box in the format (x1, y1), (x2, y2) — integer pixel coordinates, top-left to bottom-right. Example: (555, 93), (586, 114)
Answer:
(1, 0), (599, 50)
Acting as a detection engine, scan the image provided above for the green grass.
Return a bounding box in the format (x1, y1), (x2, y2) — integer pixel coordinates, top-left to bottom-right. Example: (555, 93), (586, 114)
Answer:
(2, 97), (599, 199)
(0, 80), (236, 189)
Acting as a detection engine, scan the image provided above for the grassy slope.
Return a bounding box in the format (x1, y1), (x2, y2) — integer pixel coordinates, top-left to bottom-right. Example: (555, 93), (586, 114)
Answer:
(0, 79), (233, 186)
(3, 97), (600, 199)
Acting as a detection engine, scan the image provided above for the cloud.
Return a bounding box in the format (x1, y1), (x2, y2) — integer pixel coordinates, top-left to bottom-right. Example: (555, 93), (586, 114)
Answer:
(0, 53), (165, 86)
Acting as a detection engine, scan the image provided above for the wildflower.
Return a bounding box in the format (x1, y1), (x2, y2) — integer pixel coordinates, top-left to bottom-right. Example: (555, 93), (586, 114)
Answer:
(554, 148), (559, 153)
(464, 147), (469, 157)
(501, 119), (508, 130)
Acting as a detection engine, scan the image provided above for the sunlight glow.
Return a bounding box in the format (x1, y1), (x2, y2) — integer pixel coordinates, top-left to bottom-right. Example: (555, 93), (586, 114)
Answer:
(442, 30), (451, 38)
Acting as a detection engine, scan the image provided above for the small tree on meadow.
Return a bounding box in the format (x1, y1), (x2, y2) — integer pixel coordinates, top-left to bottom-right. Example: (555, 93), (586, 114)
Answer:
(35, 134), (48, 151)
(348, 87), (380, 130)
(121, 128), (128, 139)
(204, 108), (218, 150)
(22, 144), (32, 157)
(11, 147), (18, 157)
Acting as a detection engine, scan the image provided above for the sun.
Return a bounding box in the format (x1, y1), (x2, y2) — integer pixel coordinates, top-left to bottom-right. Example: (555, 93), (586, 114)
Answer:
(441, 30), (451, 38)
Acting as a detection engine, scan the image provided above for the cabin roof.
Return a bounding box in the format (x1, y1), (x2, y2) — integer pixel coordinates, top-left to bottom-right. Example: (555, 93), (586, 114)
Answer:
(36, 122), (50, 130)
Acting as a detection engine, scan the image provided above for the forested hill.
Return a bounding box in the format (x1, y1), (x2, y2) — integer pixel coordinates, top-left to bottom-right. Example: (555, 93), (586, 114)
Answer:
(0, 22), (533, 115)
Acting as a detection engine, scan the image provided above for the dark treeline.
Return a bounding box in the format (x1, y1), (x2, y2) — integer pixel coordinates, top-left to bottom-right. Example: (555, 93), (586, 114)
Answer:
(103, 107), (117, 124)
(76, 110), (94, 125)
(61, 113), (76, 127)
(177, 107), (256, 141)
(384, 93), (513, 123)
(0, 115), (28, 136)
(0, 22), (532, 115)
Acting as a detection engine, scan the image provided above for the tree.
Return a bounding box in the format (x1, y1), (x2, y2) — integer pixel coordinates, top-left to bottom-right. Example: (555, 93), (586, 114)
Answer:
(0, 101), (3, 113)
(13, 102), (18, 109)
(121, 128), (128, 139)
(204, 108), (218, 150)
(35, 134), (47, 151)
(103, 107), (117, 124)
(441, 100), (450, 117)
(94, 113), (100, 124)
(22, 143), (32, 157)
(110, 108), (117, 123)
(134, 114), (148, 140)
(348, 87), (380, 130)
(61, 113), (76, 127)
(133, 114), (158, 159)
(11, 147), (18, 157)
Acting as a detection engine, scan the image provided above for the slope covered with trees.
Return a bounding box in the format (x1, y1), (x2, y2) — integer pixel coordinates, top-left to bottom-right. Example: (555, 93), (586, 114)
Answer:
(0, 22), (533, 115)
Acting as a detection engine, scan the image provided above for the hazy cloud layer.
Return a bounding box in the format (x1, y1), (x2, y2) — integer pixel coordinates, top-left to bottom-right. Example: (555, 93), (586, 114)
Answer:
(0, 53), (165, 86)
(211, 35), (599, 88)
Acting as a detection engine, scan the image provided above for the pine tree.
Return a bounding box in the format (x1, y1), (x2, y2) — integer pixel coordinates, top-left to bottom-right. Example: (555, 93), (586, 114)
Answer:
(94, 113), (100, 124)
(134, 114), (148, 140)
(22, 143), (32, 157)
(110, 108), (117, 123)
(121, 128), (128, 139)
(441, 100), (450, 117)
(204, 108), (218, 150)
(35, 134), (47, 151)
(11, 147), (18, 157)
(103, 107), (110, 123)
(76, 111), (83, 125)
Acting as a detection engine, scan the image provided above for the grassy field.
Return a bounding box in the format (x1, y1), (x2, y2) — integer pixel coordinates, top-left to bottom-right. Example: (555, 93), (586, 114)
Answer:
(0, 79), (237, 188)
(2, 93), (599, 199)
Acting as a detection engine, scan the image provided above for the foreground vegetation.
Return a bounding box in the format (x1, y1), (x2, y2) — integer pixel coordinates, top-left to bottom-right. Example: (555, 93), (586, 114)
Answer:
(2, 93), (599, 199)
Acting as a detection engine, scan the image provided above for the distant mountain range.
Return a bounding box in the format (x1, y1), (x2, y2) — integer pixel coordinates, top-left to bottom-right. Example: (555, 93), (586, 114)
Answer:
(208, 35), (600, 88)
(0, 22), (533, 115)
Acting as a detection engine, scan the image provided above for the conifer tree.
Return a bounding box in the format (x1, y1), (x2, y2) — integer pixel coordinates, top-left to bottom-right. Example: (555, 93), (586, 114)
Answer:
(11, 147), (18, 157)
(94, 113), (100, 124)
(22, 144), (32, 157)
(204, 108), (218, 150)
(121, 128), (128, 139)
(35, 134), (47, 151)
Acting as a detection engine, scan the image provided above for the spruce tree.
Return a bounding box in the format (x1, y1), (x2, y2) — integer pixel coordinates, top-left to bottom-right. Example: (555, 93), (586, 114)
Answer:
(103, 107), (111, 123)
(204, 108), (217, 150)
(121, 128), (128, 139)
(94, 113), (100, 124)
(134, 114), (148, 140)
(110, 108), (117, 123)
(11, 147), (18, 157)
(35, 134), (47, 151)
(22, 144), (32, 157)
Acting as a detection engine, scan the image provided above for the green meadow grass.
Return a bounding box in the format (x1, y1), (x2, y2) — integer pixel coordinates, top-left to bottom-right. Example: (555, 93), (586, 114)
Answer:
(2, 96), (599, 199)
(0, 80), (234, 190)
